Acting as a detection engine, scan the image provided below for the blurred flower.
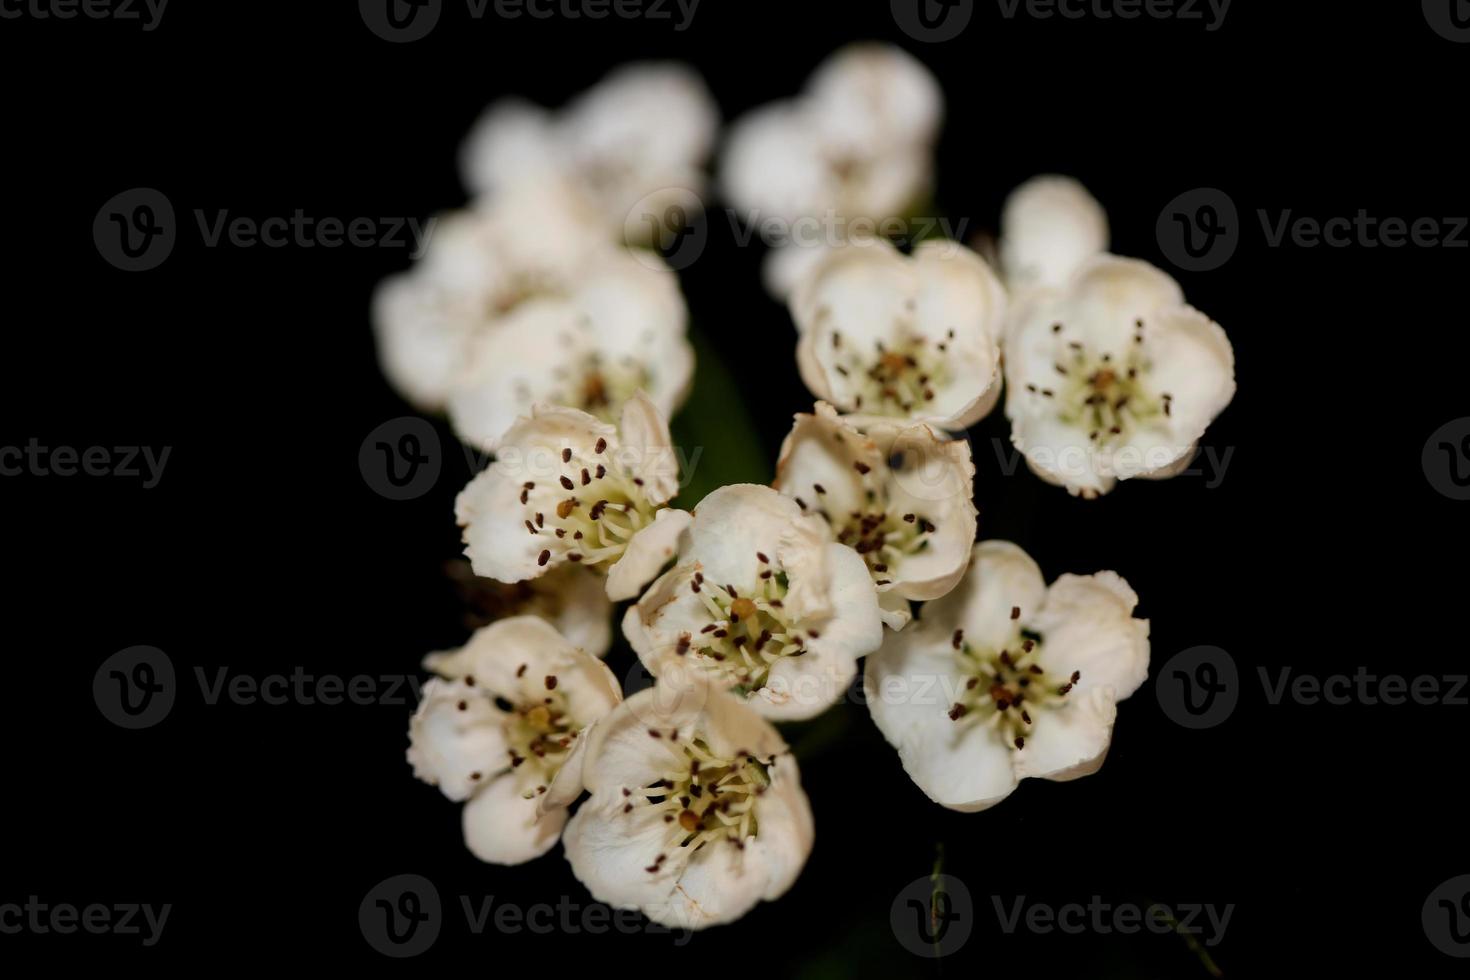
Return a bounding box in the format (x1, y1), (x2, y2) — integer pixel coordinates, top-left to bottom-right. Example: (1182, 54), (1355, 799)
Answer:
(624, 484), (883, 721)
(791, 237), (1006, 430)
(443, 560), (613, 658)
(774, 402), (976, 628)
(456, 392), (691, 601)
(720, 44), (943, 299)
(1003, 255), (1235, 497)
(443, 240), (692, 450)
(408, 616), (622, 864)
(864, 541), (1150, 812)
(461, 63), (719, 243)
(372, 179), (608, 412)
(562, 671), (813, 931)
(1000, 175), (1109, 294)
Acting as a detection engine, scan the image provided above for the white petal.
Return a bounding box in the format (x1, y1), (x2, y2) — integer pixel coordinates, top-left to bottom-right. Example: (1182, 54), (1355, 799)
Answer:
(1108, 306), (1235, 480)
(454, 404), (619, 581)
(792, 238), (911, 351)
(867, 419), (978, 601)
(407, 678), (508, 802)
(878, 590), (913, 630)
(422, 617), (622, 727)
(687, 485), (805, 594)
(918, 541), (1047, 653)
(1060, 255), (1186, 354)
(757, 542), (881, 720)
(773, 402), (879, 528)
(912, 239), (1008, 347)
(720, 102), (834, 225)
(804, 43), (943, 150)
(371, 272), (476, 412)
(562, 795), (685, 914)
(1013, 686), (1117, 782)
(459, 98), (562, 199)
(606, 508), (692, 601)
(616, 390), (681, 506)
(1001, 175), (1109, 291)
(863, 633), (1018, 811)
(447, 300), (594, 452)
(1032, 572), (1150, 702)
(462, 772), (569, 865)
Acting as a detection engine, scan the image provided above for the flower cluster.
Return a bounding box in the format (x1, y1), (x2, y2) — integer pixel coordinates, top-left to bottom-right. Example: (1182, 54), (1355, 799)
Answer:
(374, 64), (712, 452)
(388, 47), (1232, 934)
(720, 44), (944, 298)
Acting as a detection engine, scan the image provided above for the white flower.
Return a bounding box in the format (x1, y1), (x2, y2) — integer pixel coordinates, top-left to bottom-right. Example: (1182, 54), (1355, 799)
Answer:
(371, 180), (608, 412)
(623, 484), (883, 721)
(408, 616), (622, 864)
(864, 541), (1150, 812)
(791, 238), (1006, 430)
(562, 671), (814, 931)
(720, 45), (942, 300)
(446, 562), (614, 658)
(461, 63), (719, 242)
(774, 403), (977, 629)
(1000, 175), (1109, 293)
(443, 236), (693, 450)
(803, 43), (944, 152)
(1003, 255), (1236, 497)
(456, 392), (692, 601)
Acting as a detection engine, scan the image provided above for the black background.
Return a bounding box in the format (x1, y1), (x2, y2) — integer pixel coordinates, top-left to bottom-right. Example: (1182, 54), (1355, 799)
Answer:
(3, 1), (1466, 975)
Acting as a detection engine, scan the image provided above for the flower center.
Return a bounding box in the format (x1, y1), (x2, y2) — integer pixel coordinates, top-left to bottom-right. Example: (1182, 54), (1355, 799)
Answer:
(673, 554), (818, 696)
(793, 460), (936, 588)
(555, 352), (651, 424)
(827, 328), (954, 416)
(484, 668), (579, 799)
(945, 626), (1079, 750)
(1028, 318), (1173, 446)
(622, 734), (776, 865)
(520, 438), (661, 569)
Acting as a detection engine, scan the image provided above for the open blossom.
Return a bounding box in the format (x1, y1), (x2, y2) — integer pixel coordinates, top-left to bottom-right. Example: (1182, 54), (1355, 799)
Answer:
(719, 44), (943, 299)
(456, 392), (692, 601)
(460, 62), (719, 243)
(444, 240), (693, 452)
(408, 616), (621, 864)
(624, 484), (883, 721)
(1003, 255), (1236, 498)
(371, 179), (608, 412)
(774, 402), (976, 629)
(445, 561), (613, 658)
(562, 671), (813, 931)
(791, 238), (1006, 430)
(864, 541), (1150, 812)
(1000, 175), (1109, 294)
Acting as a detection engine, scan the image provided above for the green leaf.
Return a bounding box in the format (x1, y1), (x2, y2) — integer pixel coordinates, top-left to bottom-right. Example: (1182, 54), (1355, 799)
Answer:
(669, 327), (770, 508)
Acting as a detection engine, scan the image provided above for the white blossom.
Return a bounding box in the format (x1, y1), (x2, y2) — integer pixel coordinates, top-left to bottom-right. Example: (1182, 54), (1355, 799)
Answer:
(864, 541), (1149, 811)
